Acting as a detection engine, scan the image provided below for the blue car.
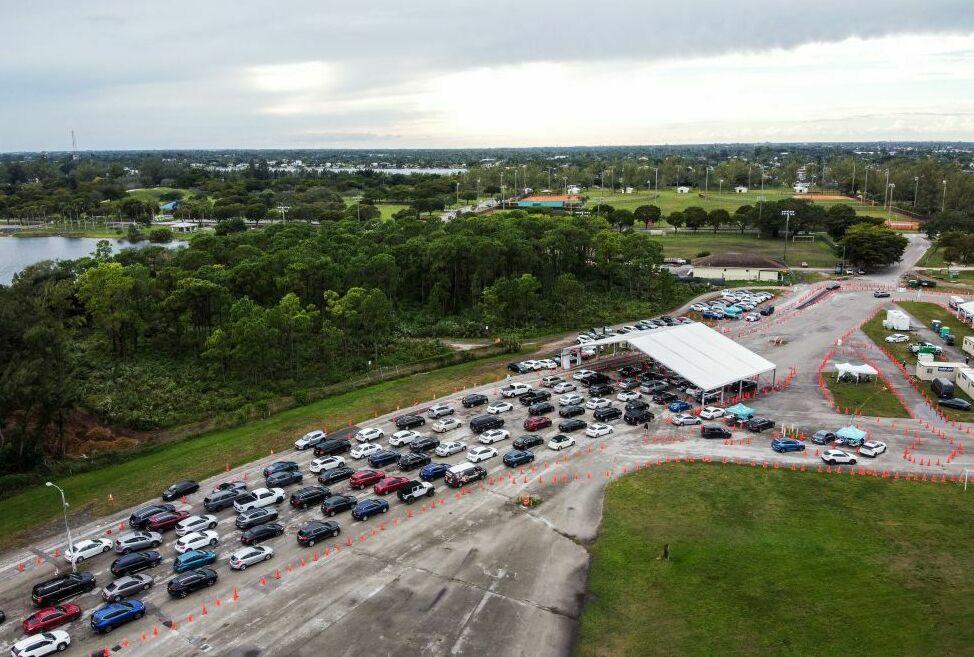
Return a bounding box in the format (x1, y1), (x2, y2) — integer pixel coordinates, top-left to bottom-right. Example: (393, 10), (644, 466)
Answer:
(368, 450), (400, 468)
(503, 449), (536, 468)
(771, 438), (806, 453)
(91, 599), (145, 633)
(668, 401), (692, 413)
(702, 310), (724, 320)
(173, 549), (216, 573)
(351, 498), (389, 521)
(419, 463), (451, 481)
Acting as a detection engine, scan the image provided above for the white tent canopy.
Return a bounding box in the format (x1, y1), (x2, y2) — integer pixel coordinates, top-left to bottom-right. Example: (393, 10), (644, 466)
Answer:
(570, 323), (776, 391)
(834, 362), (878, 381)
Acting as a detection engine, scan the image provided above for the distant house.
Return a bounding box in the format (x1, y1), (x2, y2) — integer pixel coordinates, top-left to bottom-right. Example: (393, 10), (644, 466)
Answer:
(567, 184), (582, 194)
(623, 186), (635, 194)
(677, 186), (691, 194)
(165, 221), (198, 233)
(692, 252), (789, 282)
(516, 194), (584, 210)
(793, 183), (810, 194)
(734, 186), (748, 194)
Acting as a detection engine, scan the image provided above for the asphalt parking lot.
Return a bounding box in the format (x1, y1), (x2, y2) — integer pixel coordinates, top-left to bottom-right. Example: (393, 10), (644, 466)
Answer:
(3, 236), (969, 657)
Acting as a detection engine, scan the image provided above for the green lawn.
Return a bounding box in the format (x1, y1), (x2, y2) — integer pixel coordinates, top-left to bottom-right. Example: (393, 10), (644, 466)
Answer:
(823, 373), (910, 417)
(651, 233), (837, 268)
(0, 350), (522, 550)
(862, 311), (914, 366)
(575, 464), (974, 657)
(898, 301), (973, 346)
(377, 203), (409, 220)
(918, 247), (946, 268)
(588, 188), (794, 214)
(126, 187), (192, 205)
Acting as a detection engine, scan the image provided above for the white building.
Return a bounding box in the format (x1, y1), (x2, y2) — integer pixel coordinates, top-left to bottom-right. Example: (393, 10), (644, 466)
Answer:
(567, 185), (582, 194)
(793, 183), (810, 194)
(677, 186), (691, 194)
(734, 185), (748, 194)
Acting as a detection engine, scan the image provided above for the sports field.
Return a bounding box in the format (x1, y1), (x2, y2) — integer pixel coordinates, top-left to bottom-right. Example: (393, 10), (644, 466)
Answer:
(575, 464), (974, 657)
(652, 233), (837, 268)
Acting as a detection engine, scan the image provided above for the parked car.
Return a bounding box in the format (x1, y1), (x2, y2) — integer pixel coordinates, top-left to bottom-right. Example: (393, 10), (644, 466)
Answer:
(313, 438), (352, 456)
(910, 342), (943, 355)
(351, 499), (390, 521)
(262, 460), (299, 478)
(90, 600), (145, 633)
(559, 393), (585, 406)
(559, 404), (585, 418)
(548, 434), (576, 451)
(296, 520), (341, 547)
(398, 451), (432, 471)
(625, 399), (651, 412)
(467, 446), (498, 463)
(745, 417), (775, 432)
(811, 430), (837, 445)
(771, 438), (805, 453)
(9, 630), (70, 656)
(294, 429), (327, 450)
(321, 494), (358, 517)
(172, 549), (216, 573)
(234, 488), (285, 513)
(432, 417), (462, 433)
(821, 449), (857, 465)
(228, 545), (273, 570)
(395, 414), (426, 430)
(22, 603), (82, 635)
(617, 390), (640, 402)
(427, 403), (455, 418)
(668, 400), (692, 413)
(167, 568), (218, 598)
(552, 382), (577, 394)
(410, 436), (441, 453)
(585, 423), (614, 438)
(501, 382), (532, 398)
(652, 391), (678, 404)
(585, 397), (611, 411)
(588, 384), (615, 398)
(129, 503), (176, 529)
(317, 466), (355, 486)
(419, 463), (452, 481)
(64, 538), (113, 564)
(110, 551), (162, 577)
(368, 450), (401, 468)
(528, 401), (555, 416)
(461, 393), (489, 408)
(513, 434), (545, 450)
(558, 418), (587, 432)
(374, 476), (412, 496)
(397, 480), (436, 504)
(671, 413), (701, 426)
(309, 455), (346, 473)
(389, 429), (423, 447)
(241, 522), (285, 545)
(266, 470), (304, 487)
(479, 429), (510, 444)
(939, 397), (973, 411)
(354, 427), (384, 443)
(859, 441), (888, 457)
(873, 290), (891, 298)
(350, 469), (385, 490)
(594, 406), (622, 422)
(624, 408), (654, 425)
(487, 400), (514, 414)
(235, 507), (279, 530)
(162, 479), (199, 502)
(175, 515), (218, 537)
(700, 425), (731, 439)
(541, 375), (564, 387)
(699, 406), (724, 419)
(174, 531), (219, 554)
(290, 486), (330, 509)
(101, 574), (153, 603)
(503, 449), (536, 467)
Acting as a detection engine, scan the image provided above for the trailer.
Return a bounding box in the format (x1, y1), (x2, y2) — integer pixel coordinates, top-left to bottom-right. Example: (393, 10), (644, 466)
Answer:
(882, 309), (910, 331)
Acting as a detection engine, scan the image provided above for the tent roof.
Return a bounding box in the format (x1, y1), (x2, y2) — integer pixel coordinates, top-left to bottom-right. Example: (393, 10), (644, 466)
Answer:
(836, 425), (867, 440)
(575, 323), (776, 391)
(725, 403), (755, 418)
(834, 362), (878, 376)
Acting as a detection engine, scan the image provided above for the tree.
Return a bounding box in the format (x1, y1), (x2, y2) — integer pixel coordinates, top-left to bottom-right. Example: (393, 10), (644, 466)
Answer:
(683, 206), (707, 232)
(119, 197), (156, 225)
(823, 204), (859, 239)
(609, 209), (635, 232)
(667, 211), (685, 230)
(76, 262), (144, 357)
(633, 204), (661, 229)
(215, 217), (246, 235)
(707, 209), (730, 233)
(938, 231), (974, 265)
(840, 223), (908, 270)
(733, 205), (752, 234)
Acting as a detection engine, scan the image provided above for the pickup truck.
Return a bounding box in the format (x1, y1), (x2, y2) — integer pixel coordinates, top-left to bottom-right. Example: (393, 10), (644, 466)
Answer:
(500, 382), (531, 398)
(233, 487), (285, 513)
(396, 480), (436, 504)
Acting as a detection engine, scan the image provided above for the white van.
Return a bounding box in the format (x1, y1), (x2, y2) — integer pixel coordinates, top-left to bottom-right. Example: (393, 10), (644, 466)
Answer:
(444, 462), (487, 488)
(949, 296), (965, 310)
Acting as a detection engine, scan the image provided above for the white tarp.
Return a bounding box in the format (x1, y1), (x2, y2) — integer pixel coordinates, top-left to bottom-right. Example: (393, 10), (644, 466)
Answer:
(958, 301), (974, 321)
(834, 362), (878, 381)
(574, 323), (776, 391)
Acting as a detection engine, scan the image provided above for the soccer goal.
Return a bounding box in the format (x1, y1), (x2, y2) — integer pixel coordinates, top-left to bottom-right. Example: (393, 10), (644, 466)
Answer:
(792, 234), (815, 243)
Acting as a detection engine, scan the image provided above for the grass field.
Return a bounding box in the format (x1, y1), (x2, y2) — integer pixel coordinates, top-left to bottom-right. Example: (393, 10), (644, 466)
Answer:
(823, 374), (910, 417)
(377, 203), (409, 220)
(898, 301), (973, 346)
(651, 233), (837, 268)
(126, 187), (193, 205)
(917, 247), (946, 268)
(575, 464), (974, 657)
(0, 350), (521, 549)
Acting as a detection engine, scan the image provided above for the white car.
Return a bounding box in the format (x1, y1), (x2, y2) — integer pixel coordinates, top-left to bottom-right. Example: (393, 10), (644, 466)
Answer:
(585, 423), (614, 438)
(233, 487), (285, 513)
(479, 429), (510, 444)
(435, 441), (467, 457)
(64, 537), (113, 564)
(432, 417), (462, 433)
(501, 382), (531, 398)
(552, 382), (577, 394)
(114, 530), (162, 554)
(389, 429), (422, 446)
(548, 435), (576, 451)
(175, 530), (219, 554)
(350, 442), (381, 459)
(859, 441), (887, 457)
(585, 398), (611, 410)
(175, 514), (218, 537)
(487, 400), (514, 414)
(822, 449), (857, 465)
(690, 303), (708, 312)
(572, 369), (596, 381)
(427, 403), (455, 418)
(744, 313), (760, 322)
(521, 360), (542, 371)
(309, 455), (346, 473)
(536, 359), (559, 369)
(294, 429), (327, 450)
(886, 333), (909, 343)
(10, 630), (70, 656)
(671, 413), (701, 426)
(699, 406), (725, 420)
(617, 390), (640, 402)
(355, 427), (384, 443)
(229, 545), (273, 570)
(467, 446), (498, 463)
(559, 393), (584, 406)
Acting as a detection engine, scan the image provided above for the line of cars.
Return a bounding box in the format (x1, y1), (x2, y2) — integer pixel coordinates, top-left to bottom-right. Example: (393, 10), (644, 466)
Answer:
(690, 289), (775, 322)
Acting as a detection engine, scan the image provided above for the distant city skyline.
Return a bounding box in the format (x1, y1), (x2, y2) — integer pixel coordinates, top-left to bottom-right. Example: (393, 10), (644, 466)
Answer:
(2, 1), (974, 151)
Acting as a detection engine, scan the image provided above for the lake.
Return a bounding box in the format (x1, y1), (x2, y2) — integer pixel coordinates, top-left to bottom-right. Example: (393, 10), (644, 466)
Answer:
(0, 236), (180, 285)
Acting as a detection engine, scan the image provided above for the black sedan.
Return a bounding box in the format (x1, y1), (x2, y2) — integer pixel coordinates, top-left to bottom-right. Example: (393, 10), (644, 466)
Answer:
(266, 470), (304, 487)
(625, 399), (650, 412)
(241, 522), (285, 545)
(395, 414), (426, 430)
(939, 397), (973, 411)
(110, 551), (162, 577)
(409, 437), (440, 453)
(296, 521), (341, 547)
(461, 393), (489, 408)
(652, 391), (678, 404)
(313, 439), (352, 456)
(368, 450), (401, 468)
(513, 434), (544, 450)
(167, 568), (217, 598)
(290, 486), (330, 509)
(398, 452), (432, 471)
(263, 461), (300, 478)
(321, 495), (358, 517)
(318, 466), (355, 486)
(559, 405), (585, 418)
(162, 480), (199, 502)
(558, 418), (587, 432)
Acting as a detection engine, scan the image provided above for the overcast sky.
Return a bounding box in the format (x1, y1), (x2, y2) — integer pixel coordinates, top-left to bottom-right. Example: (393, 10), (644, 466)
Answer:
(2, 1), (974, 151)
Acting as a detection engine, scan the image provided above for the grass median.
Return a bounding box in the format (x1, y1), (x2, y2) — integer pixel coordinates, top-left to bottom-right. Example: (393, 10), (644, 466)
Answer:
(823, 374), (910, 418)
(575, 464), (974, 657)
(0, 350), (519, 550)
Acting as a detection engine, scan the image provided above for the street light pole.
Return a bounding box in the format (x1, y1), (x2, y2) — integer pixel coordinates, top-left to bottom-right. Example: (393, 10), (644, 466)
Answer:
(862, 167), (869, 205)
(913, 176), (919, 209)
(887, 183), (895, 219)
(719, 178), (724, 196)
(47, 482), (75, 573)
(781, 210), (795, 265)
(942, 179), (948, 212)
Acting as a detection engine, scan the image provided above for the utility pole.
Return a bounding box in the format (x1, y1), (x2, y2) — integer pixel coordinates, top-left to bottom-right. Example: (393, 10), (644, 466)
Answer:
(883, 169), (890, 209)
(653, 167), (659, 195)
(47, 482), (75, 573)
(913, 176), (919, 209)
(456, 182), (460, 207)
(719, 178), (724, 196)
(863, 167), (869, 205)
(781, 210), (795, 265)
(887, 183), (895, 220)
(850, 159), (856, 198)
(277, 205), (289, 223)
(747, 163), (752, 189)
(942, 179), (948, 213)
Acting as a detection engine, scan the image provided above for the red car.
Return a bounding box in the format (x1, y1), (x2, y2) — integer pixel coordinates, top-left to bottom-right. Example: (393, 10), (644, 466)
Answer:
(373, 476), (411, 496)
(523, 416), (552, 431)
(146, 510), (190, 532)
(349, 470), (385, 490)
(23, 603), (82, 634)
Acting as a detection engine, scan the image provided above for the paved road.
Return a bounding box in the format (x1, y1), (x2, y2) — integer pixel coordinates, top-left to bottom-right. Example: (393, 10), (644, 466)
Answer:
(7, 232), (970, 657)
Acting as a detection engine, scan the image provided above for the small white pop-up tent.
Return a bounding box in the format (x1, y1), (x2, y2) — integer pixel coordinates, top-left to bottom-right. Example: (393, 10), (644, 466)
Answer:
(834, 362), (878, 383)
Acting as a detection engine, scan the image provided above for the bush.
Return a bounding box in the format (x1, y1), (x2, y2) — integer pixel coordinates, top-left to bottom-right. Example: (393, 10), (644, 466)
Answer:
(148, 227), (174, 243)
(696, 251), (710, 258)
(215, 217), (246, 235)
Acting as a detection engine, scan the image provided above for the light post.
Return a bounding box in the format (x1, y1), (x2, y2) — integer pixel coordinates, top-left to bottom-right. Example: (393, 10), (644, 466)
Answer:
(653, 167), (659, 194)
(47, 482), (75, 573)
(719, 178), (724, 196)
(887, 183), (895, 219)
(942, 179), (948, 212)
(476, 178), (481, 203)
(913, 176), (919, 209)
(781, 210), (795, 265)
(883, 169), (890, 209)
(850, 159), (856, 199)
(747, 163), (752, 189)
(704, 166), (713, 194)
(456, 182), (460, 206)
(862, 166), (869, 205)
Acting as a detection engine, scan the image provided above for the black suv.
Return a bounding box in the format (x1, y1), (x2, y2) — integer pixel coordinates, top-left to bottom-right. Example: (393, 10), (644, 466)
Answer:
(262, 460), (299, 478)
(317, 466), (355, 486)
(470, 414), (504, 434)
(558, 418), (587, 432)
(701, 425), (732, 439)
(399, 452), (432, 471)
(559, 405), (585, 418)
(409, 436), (441, 453)
(594, 407), (622, 422)
(513, 434), (545, 450)
(520, 390), (552, 406)
(266, 470), (304, 487)
(313, 438), (351, 456)
(129, 503), (176, 529)
(528, 401), (555, 416)
(625, 399), (650, 412)
(297, 520), (341, 547)
(321, 494), (358, 517)
(652, 391), (678, 404)
(395, 414), (426, 430)
(745, 417), (775, 433)
(580, 372), (611, 387)
(111, 551), (162, 577)
(167, 568), (217, 598)
(461, 393), (489, 408)
(588, 383), (615, 397)
(290, 486), (330, 510)
(624, 408), (654, 425)
(241, 522), (285, 545)
(32, 572), (96, 606)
